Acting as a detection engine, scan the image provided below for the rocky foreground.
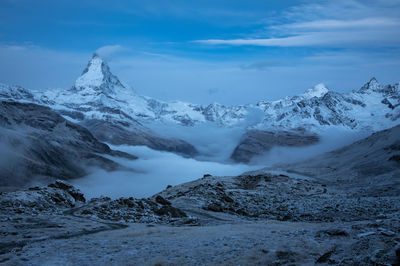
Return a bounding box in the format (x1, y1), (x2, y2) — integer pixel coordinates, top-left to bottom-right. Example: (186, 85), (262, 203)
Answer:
(1, 169), (399, 265)
(1, 124), (400, 265)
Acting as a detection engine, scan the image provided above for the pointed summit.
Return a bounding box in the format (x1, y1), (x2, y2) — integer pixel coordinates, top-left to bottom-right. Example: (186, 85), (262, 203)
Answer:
(359, 77), (381, 93)
(74, 53), (126, 94)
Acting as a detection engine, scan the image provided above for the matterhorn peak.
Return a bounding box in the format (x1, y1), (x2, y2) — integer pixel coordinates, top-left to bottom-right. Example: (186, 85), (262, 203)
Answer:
(74, 53), (125, 95)
(359, 77), (381, 93)
(302, 83), (329, 98)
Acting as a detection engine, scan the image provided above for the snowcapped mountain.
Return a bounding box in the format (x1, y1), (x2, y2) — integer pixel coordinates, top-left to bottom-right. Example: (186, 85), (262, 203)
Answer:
(253, 79), (400, 132)
(33, 54), (399, 133)
(39, 53), (153, 123)
(34, 54), (250, 127)
(0, 83), (35, 102)
(0, 53), (399, 161)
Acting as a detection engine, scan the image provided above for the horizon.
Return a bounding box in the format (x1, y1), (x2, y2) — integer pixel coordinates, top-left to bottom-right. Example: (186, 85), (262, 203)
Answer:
(0, 0), (399, 105)
(28, 52), (387, 106)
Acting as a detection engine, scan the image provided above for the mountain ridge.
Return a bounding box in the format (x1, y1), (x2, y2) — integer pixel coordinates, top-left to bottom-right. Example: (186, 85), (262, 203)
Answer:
(35, 54), (399, 131)
(2, 54), (397, 132)
(0, 54), (399, 161)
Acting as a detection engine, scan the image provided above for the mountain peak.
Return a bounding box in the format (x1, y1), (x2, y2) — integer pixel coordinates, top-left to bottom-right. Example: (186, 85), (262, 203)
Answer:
(74, 53), (125, 94)
(303, 83), (329, 98)
(359, 77), (381, 93)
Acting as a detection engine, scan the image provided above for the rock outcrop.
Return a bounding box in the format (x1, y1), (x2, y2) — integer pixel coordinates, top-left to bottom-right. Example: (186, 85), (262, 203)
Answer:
(231, 129), (319, 163)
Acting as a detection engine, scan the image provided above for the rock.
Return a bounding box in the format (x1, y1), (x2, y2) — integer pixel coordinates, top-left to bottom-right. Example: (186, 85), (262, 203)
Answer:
(379, 228), (395, 237)
(155, 195), (171, 206)
(389, 154), (400, 163)
(155, 205), (187, 218)
(48, 180), (86, 203)
(357, 231), (375, 238)
(204, 203), (223, 212)
(316, 248), (335, 263)
(316, 229), (349, 237)
(231, 129), (319, 163)
(395, 243), (400, 264)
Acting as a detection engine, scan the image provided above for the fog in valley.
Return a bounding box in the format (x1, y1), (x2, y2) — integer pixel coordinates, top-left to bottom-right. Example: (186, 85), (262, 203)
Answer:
(72, 125), (371, 199)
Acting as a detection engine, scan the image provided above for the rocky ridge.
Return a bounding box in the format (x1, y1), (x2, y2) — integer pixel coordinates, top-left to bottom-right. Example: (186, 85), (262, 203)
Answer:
(0, 101), (136, 188)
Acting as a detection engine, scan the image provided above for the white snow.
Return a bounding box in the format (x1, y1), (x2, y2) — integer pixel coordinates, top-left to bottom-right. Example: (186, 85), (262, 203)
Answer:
(302, 83), (329, 98)
(3, 54), (398, 134)
(75, 54), (106, 89)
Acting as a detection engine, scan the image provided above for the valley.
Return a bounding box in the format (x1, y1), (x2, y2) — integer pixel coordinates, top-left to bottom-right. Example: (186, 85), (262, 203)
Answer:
(0, 54), (399, 265)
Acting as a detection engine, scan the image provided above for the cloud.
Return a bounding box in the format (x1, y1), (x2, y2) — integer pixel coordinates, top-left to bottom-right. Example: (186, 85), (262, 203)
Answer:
(279, 17), (400, 30)
(95, 45), (126, 60)
(71, 145), (262, 199)
(198, 28), (400, 47)
(195, 1), (400, 48)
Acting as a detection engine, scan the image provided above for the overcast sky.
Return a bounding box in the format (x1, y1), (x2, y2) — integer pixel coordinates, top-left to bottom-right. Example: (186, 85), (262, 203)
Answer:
(0, 0), (399, 105)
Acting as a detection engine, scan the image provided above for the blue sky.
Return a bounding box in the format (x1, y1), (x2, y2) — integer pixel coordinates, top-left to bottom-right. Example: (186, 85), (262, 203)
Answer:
(0, 0), (399, 104)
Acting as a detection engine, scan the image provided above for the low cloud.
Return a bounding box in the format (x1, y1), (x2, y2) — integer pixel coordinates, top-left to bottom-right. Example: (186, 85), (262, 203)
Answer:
(96, 45), (126, 60)
(72, 145), (262, 199)
(250, 127), (371, 166)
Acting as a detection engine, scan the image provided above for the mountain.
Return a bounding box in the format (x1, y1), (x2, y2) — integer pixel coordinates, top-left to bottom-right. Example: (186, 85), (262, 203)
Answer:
(0, 100), (136, 188)
(253, 79), (399, 132)
(274, 123), (400, 197)
(231, 129), (320, 163)
(1, 54), (399, 161)
(38, 54), (198, 157)
(0, 83), (35, 102)
(36, 54), (399, 133)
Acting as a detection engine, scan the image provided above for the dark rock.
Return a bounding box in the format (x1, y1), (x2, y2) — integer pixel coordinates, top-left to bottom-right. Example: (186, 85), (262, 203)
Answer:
(81, 209), (93, 215)
(395, 243), (400, 265)
(155, 205), (187, 218)
(237, 174), (271, 190)
(155, 195), (171, 206)
(316, 229), (349, 237)
(389, 154), (400, 163)
(316, 248), (335, 263)
(48, 181), (85, 203)
(221, 195), (234, 203)
(204, 203), (223, 212)
(231, 129), (319, 163)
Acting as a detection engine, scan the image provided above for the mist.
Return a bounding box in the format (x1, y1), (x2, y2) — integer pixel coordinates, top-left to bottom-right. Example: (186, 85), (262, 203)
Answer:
(71, 126), (373, 199)
(250, 127), (372, 166)
(71, 145), (262, 199)
(145, 107), (265, 162)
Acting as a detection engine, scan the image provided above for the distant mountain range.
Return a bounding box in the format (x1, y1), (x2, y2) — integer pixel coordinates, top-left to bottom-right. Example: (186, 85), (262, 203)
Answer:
(1, 53), (399, 165)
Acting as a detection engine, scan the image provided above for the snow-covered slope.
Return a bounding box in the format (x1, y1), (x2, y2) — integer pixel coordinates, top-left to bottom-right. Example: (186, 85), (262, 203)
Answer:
(0, 83), (35, 102)
(35, 54), (399, 133)
(254, 78), (400, 132)
(2, 54), (399, 134)
(39, 53), (153, 123)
